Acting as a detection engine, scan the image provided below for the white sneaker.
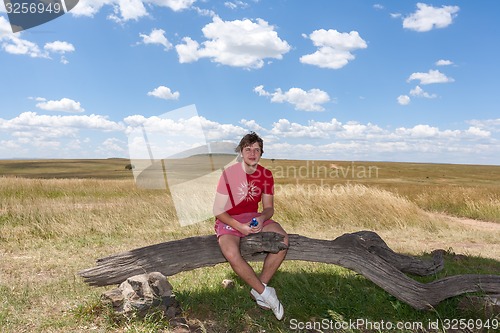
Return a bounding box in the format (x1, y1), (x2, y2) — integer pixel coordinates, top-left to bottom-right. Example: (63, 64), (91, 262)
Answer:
(250, 288), (271, 310)
(260, 286), (284, 320)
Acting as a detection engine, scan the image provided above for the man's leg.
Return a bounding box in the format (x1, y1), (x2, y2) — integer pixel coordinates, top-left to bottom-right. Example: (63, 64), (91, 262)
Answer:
(218, 234), (265, 293)
(259, 222), (288, 284)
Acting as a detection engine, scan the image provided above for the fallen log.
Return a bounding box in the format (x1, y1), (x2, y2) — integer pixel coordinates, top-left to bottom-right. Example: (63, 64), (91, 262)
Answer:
(79, 231), (500, 310)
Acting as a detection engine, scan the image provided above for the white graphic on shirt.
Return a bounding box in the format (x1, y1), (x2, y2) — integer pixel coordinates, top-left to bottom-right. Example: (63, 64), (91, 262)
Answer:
(237, 179), (259, 202)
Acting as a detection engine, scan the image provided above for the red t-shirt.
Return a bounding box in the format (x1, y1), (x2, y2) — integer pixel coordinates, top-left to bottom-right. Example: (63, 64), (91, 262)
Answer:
(216, 163), (274, 216)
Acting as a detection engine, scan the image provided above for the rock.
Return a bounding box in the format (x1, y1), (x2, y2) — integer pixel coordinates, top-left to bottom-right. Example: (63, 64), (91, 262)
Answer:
(221, 279), (234, 289)
(149, 271), (173, 296)
(102, 272), (181, 318)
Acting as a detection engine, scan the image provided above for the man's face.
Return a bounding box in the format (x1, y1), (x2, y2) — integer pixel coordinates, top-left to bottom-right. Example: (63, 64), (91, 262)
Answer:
(241, 142), (262, 167)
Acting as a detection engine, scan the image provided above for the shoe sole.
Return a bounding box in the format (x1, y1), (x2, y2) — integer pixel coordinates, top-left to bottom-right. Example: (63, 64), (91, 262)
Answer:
(273, 302), (284, 320)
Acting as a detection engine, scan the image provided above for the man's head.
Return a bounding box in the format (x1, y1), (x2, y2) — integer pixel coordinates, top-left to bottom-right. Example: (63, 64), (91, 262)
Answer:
(236, 132), (264, 155)
(236, 132), (264, 167)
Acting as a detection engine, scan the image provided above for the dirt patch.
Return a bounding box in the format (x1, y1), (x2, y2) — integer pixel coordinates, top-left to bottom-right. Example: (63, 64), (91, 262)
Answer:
(406, 212), (500, 259)
(429, 212), (500, 231)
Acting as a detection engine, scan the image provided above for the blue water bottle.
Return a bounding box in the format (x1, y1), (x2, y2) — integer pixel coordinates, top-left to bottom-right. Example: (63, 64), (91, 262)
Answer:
(250, 217), (258, 227)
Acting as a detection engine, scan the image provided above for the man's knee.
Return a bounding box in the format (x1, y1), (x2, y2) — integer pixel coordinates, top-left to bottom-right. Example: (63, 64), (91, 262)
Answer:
(264, 222), (289, 246)
(282, 231), (289, 246)
(219, 237), (243, 263)
(223, 247), (244, 263)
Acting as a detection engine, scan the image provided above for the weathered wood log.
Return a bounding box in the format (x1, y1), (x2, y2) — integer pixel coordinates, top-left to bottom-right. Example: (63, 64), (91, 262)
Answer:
(78, 231), (500, 311)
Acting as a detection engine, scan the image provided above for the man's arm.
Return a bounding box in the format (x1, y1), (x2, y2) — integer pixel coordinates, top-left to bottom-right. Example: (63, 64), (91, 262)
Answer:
(213, 192), (253, 235)
(257, 193), (274, 224)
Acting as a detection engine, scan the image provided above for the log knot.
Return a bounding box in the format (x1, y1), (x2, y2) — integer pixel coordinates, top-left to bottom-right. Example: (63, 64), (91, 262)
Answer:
(240, 232), (288, 255)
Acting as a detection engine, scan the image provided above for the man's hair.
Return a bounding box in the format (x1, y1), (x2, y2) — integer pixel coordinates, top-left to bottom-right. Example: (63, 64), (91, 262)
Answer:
(236, 132), (264, 155)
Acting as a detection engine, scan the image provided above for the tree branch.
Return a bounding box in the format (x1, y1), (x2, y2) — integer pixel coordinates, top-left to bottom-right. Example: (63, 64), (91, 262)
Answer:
(78, 231), (500, 310)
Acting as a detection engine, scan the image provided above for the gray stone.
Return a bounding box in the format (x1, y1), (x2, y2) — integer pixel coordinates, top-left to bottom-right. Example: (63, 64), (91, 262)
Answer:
(102, 271), (180, 318)
(221, 279), (234, 289)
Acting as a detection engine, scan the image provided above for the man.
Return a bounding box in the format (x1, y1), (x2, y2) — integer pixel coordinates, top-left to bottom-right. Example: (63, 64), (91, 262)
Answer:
(213, 132), (288, 320)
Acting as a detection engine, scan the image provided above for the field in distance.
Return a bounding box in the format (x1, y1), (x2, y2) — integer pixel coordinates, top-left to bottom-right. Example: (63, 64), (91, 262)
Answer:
(1, 157), (499, 187)
(0, 158), (133, 179)
(2, 157), (498, 224)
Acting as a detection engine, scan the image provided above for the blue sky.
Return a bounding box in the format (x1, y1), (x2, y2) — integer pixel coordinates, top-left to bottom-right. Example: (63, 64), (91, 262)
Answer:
(1, 1), (499, 164)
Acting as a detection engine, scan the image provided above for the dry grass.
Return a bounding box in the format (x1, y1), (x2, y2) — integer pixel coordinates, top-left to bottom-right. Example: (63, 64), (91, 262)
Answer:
(411, 186), (500, 222)
(0, 177), (214, 332)
(272, 183), (500, 259)
(275, 183), (441, 232)
(261, 159), (500, 223)
(0, 158), (499, 332)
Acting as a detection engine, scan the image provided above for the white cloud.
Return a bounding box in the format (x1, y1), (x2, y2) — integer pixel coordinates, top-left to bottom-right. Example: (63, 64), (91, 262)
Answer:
(339, 121), (384, 139)
(397, 95), (411, 105)
(0, 18), (48, 58)
(410, 85), (437, 99)
(240, 119), (265, 132)
(1, 17), (77, 62)
(309, 118), (343, 133)
(1, 112), (498, 163)
(396, 124), (440, 138)
(0, 112), (123, 132)
(394, 125), (464, 140)
(407, 69), (454, 85)
(465, 126), (490, 138)
(467, 119), (500, 132)
(99, 137), (127, 153)
(197, 116), (247, 140)
(436, 59), (453, 66)
(71, 0), (195, 22)
(139, 28), (172, 50)
(403, 3), (460, 32)
(36, 98), (85, 113)
(44, 41), (76, 53)
(258, 118), (496, 163)
(268, 118), (383, 140)
(2, 36), (46, 57)
(373, 4), (384, 10)
(175, 16), (291, 69)
(176, 37), (201, 63)
(271, 119), (327, 138)
(44, 41), (75, 64)
(148, 0), (196, 11)
(300, 29), (367, 69)
(254, 85), (330, 112)
(0, 112), (127, 158)
(124, 114), (246, 143)
(108, 0), (148, 22)
(1, 15), (11, 35)
(124, 114), (194, 134)
(224, 1), (249, 10)
(192, 6), (216, 17)
(69, 0), (111, 17)
(147, 86), (180, 100)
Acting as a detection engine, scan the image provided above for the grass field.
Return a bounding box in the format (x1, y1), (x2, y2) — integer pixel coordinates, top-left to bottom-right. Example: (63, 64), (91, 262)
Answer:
(0, 158), (499, 332)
